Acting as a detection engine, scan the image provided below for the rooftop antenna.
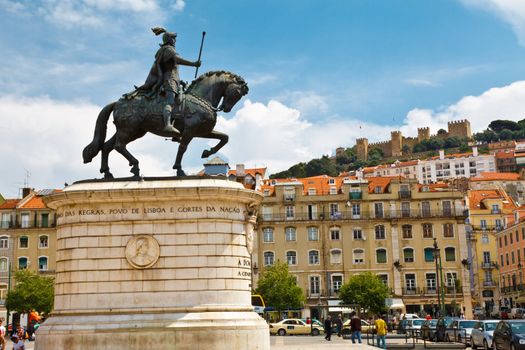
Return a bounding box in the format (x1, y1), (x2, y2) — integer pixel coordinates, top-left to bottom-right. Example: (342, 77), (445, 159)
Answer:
(23, 169), (31, 188)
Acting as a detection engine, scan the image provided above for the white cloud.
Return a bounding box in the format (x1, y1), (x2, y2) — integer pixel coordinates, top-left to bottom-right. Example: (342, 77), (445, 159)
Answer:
(461, 0), (525, 45)
(172, 0), (185, 11)
(276, 90), (329, 115)
(405, 79), (438, 87)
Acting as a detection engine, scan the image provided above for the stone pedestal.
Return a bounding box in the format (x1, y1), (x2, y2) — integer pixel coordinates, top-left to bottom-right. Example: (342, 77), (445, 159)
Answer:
(35, 178), (269, 350)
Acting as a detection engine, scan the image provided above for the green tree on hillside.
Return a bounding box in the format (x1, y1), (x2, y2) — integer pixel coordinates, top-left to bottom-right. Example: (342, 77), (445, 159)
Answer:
(305, 156), (338, 177)
(499, 129), (514, 140)
(256, 261), (305, 315)
(338, 272), (389, 314)
(489, 120), (519, 132)
(6, 270), (54, 315)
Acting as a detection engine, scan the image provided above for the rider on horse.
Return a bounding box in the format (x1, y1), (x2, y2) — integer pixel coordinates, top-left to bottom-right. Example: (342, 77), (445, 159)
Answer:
(135, 27), (201, 133)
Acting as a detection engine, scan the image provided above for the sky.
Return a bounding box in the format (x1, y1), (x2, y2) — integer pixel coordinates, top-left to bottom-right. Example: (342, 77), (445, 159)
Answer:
(1, 0), (525, 197)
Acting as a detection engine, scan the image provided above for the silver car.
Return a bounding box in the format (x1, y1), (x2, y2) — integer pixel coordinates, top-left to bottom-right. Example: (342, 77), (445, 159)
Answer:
(470, 320), (498, 350)
(446, 320), (477, 344)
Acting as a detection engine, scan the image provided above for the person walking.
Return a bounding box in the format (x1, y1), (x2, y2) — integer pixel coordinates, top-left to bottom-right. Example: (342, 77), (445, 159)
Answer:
(350, 312), (362, 344)
(375, 315), (387, 349)
(335, 314), (343, 337)
(324, 315), (333, 341)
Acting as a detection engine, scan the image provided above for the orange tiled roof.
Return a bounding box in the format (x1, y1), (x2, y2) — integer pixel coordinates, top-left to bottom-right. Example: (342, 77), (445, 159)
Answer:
(416, 183), (451, 192)
(0, 199), (20, 210)
(468, 189), (517, 211)
(495, 151), (515, 159)
(362, 167), (377, 174)
(260, 175), (358, 196)
(228, 167), (267, 177)
(367, 176), (401, 194)
(471, 172), (520, 182)
(19, 196), (47, 209)
(507, 209), (525, 226)
(430, 152), (472, 160)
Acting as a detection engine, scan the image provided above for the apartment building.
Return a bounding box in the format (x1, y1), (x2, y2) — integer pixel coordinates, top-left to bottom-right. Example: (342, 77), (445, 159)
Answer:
(470, 172), (525, 205)
(495, 209), (525, 308)
(370, 160), (420, 180)
(467, 189), (517, 311)
(418, 148), (496, 184)
(0, 188), (58, 307)
(256, 175), (472, 319)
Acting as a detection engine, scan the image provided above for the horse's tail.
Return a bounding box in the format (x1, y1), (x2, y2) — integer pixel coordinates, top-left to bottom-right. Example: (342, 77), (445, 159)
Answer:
(82, 102), (116, 164)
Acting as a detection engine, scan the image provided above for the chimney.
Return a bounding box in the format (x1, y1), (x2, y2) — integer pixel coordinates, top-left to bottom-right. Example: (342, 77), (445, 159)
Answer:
(472, 146), (478, 157)
(236, 164), (245, 177)
(22, 187), (32, 198)
(439, 150), (445, 160)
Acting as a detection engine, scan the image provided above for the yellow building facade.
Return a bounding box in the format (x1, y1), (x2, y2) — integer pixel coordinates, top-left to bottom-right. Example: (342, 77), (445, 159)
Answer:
(466, 189), (516, 310)
(256, 176), (472, 319)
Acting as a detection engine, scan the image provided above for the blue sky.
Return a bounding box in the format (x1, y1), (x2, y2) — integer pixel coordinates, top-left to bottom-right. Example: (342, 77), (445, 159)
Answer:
(1, 0), (525, 197)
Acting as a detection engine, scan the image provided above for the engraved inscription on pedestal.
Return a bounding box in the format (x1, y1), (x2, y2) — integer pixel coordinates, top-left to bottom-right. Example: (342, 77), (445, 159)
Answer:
(125, 235), (160, 269)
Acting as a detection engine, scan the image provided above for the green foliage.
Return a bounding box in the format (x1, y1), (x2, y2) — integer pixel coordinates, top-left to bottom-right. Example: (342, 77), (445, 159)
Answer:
(473, 129), (497, 143)
(255, 261), (305, 313)
(412, 143), (426, 153)
(6, 270), (54, 315)
(518, 118), (525, 130)
(368, 148), (384, 162)
(338, 272), (390, 314)
(304, 156), (338, 177)
(489, 119), (519, 132)
(401, 144), (411, 154)
(270, 162), (307, 179)
(335, 148), (356, 165)
(421, 137), (445, 151)
(437, 129), (447, 135)
(499, 129), (513, 140)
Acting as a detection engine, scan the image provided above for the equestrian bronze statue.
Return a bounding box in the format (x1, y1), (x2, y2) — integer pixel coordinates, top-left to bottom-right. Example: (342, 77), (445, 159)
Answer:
(82, 28), (248, 177)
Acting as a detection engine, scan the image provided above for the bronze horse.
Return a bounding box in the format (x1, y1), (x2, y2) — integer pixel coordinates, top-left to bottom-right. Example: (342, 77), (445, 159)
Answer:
(82, 71), (248, 177)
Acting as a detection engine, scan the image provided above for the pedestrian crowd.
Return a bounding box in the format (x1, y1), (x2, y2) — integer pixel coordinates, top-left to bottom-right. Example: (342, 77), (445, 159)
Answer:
(322, 312), (388, 349)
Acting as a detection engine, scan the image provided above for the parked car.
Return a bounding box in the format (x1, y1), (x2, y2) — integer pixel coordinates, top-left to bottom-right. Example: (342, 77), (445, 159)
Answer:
(341, 319), (374, 336)
(470, 320), (498, 350)
(421, 319), (438, 341)
(447, 320), (478, 345)
(493, 320), (525, 350)
(406, 319), (426, 336)
(475, 307), (487, 318)
(401, 313), (422, 319)
(269, 319), (323, 336)
(492, 307), (511, 319)
(511, 308), (525, 320)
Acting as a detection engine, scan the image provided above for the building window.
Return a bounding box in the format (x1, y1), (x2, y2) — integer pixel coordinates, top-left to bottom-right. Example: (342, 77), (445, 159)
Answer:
(330, 203), (340, 219)
(402, 225), (412, 239)
(522, 227), (525, 240)
(264, 252), (274, 266)
(353, 249), (364, 264)
(286, 251), (297, 265)
(424, 247), (434, 262)
(401, 202), (411, 217)
(308, 188), (316, 196)
(0, 237), (8, 249)
(285, 227), (296, 242)
(485, 270), (493, 282)
(375, 225), (386, 239)
(505, 235), (508, 246)
(38, 256), (48, 271)
(352, 203), (361, 218)
(421, 201), (431, 217)
(404, 248), (414, 263)
(330, 186), (337, 195)
(405, 274), (416, 291)
(510, 232), (514, 244)
(330, 227), (340, 240)
(445, 247), (456, 262)
(309, 275), (320, 295)
(422, 224), (433, 238)
(332, 275), (343, 293)
(374, 203), (384, 218)
(446, 272), (458, 288)
(0, 258), (7, 272)
(374, 186), (382, 194)
(39, 235), (49, 248)
(19, 236), (28, 249)
(443, 224), (454, 238)
(512, 251), (516, 264)
(20, 213), (30, 228)
(480, 219), (487, 230)
(40, 213), (49, 228)
(263, 228), (274, 243)
(307, 204), (317, 220)
(482, 233), (489, 244)
(499, 237), (502, 248)
(308, 227), (319, 241)
(501, 255), (504, 267)
(426, 273), (437, 292)
(285, 206), (295, 220)
(376, 249), (387, 264)
(262, 206), (272, 220)
(483, 251), (491, 264)
(309, 250), (320, 265)
(18, 257), (28, 269)
(378, 274), (388, 285)
(330, 249), (342, 264)
(442, 201), (452, 216)
(353, 229), (363, 240)
(0, 213), (10, 229)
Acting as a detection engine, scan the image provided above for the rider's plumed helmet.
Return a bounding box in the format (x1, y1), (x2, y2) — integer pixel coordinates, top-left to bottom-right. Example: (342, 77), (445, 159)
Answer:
(151, 27), (176, 46)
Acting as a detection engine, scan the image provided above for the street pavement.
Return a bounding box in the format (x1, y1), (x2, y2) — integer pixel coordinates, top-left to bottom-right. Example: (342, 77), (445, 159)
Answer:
(271, 335), (378, 349)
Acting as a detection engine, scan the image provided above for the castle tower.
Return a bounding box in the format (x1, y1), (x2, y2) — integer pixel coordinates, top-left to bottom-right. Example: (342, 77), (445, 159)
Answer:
(418, 127), (430, 142)
(447, 119), (472, 138)
(335, 147), (345, 158)
(391, 131), (403, 157)
(356, 138), (369, 161)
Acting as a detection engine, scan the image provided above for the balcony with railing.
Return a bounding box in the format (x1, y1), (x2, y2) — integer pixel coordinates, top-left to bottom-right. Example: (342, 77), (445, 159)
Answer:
(284, 194), (296, 202)
(349, 192), (362, 200)
(481, 261), (499, 269)
(260, 208), (466, 222)
(471, 225), (503, 232)
(398, 191), (411, 199)
(483, 280), (497, 287)
(307, 289), (325, 298)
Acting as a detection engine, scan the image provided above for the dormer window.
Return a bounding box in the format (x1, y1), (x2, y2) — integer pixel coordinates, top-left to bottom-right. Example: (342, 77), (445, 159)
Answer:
(329, 178), (335, 185)
(374, 186), (382, 194)
(330, 186), (337, 195)
(308, 188), (317, 196)
(263, 190), (270, 196)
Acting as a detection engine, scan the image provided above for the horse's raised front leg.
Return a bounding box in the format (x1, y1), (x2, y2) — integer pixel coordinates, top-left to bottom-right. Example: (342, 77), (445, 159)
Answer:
(200, 131), (229, 159)
(114, 132), (143, 177)
(173, 136), (193, 176)
(100, 135), (116, 179)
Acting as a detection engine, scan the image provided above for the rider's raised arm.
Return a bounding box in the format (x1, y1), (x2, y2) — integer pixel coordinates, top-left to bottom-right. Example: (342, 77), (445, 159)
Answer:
(175, 54), (201, 68)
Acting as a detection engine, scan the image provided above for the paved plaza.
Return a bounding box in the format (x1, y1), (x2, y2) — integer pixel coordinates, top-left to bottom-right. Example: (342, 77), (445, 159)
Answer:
(271, 335), (379, 349)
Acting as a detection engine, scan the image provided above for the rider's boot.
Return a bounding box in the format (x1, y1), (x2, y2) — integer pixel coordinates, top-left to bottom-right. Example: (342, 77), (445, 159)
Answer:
(162, 105), (180, 134)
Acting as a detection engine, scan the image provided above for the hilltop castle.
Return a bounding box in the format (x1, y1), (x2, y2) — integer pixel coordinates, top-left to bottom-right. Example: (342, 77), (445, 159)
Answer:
(340, 119), (472, 161)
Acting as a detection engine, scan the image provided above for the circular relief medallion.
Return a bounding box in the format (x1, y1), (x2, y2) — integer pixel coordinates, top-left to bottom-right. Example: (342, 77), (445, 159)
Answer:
(125, 235), (160, 269)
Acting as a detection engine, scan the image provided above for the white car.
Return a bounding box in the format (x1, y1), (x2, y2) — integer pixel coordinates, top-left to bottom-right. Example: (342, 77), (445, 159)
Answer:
(447, 320), (478, 345)
(470, 320), (498, 349)
(406, 319), (426, 330)
(401, 313), (422, 319)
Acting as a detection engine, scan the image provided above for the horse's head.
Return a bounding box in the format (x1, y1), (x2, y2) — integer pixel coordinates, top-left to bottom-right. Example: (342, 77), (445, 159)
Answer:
(220, 75), (249, 112)
(187, 71), (249, 112)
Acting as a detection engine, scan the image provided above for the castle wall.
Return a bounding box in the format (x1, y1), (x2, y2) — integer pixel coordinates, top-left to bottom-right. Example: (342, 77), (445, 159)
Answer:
(369, 140), (392, 158)
(448, 120), (472, 138)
